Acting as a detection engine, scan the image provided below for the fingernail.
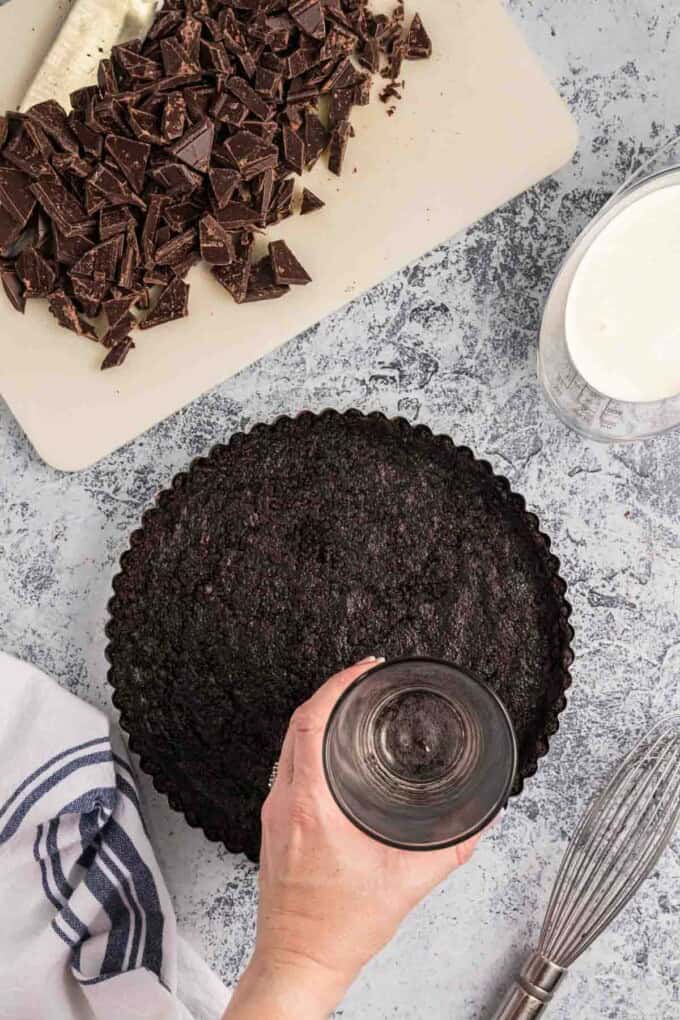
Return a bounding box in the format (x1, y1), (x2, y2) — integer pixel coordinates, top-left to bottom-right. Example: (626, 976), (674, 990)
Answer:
(357, 655), (385, 665)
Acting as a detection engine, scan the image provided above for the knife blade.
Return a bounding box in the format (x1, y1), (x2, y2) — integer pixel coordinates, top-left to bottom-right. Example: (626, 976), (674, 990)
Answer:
(20, 0), (161, 113)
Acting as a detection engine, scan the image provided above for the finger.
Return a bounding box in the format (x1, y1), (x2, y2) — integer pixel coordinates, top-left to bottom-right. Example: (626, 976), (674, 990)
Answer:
(292, 656), (385, 783)
(274, 719), (296, 787)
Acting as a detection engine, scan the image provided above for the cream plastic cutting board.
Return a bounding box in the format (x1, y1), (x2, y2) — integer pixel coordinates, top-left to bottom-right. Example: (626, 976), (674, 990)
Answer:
(0, 0), (577, 471)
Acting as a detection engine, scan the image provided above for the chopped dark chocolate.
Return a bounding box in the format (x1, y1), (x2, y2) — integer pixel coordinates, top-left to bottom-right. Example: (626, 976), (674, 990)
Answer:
(223, 129), (278, 179)
(169, 116), (215, 173)
(105, 135), (151, 194)
(303, 110), (329, 167)
(30, 177), (90, 237)
(199, 214), (236, 265)
(139, 275), (189, 329)
(328, 120), (351, 176)
(212, 251), (251, 303)
(155, 226), (197, 267)
(16, 248), (57, 297)
(0, 0), (432, 365)
(243, 255), (290, 301)
(289, 0), (326, 41)
(269, 239), (311, 285)
(100, 206), (135, 242)
(0, 169), (36, 227)
(161, 93), (187, 141)
(329, 88), (354, 128)
(101, 337), (135, 369)
(1, 268), (25, 313)
(208, 167), (240, 209)
(405, 13), (432, 59)
(48, 290), (98, 340)
(282, 125), (305, 174)
(300, 186), (324, 215)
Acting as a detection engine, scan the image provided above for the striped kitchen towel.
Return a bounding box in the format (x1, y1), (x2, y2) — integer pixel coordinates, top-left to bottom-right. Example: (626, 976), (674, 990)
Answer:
(0, 652), (231, 1020)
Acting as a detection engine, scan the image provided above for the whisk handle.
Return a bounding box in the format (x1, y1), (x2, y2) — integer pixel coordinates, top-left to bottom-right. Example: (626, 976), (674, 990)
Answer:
(490, 951), (566, 1020)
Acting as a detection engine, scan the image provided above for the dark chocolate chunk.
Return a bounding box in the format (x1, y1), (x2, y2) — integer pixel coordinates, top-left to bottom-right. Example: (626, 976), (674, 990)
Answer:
(25, 100), (79, 154)
(105, 135), (151, 194)
(0, 207), (26, 256)
(358, 37), (380, 72)
(328, 120), (351, 176)
(223, 130), (278, 179)
(322, 56), (363, 93)
(243, 255), (289, 301)
(386, 40), (404, 80)
(303, 110), (329, 166)
(269, 239), (311, 285)
(201, 39), (232, 74)
(155, 226), (197, 267)
(216, 200), (260, 229)
(329, 88), (354, 128)
(165, 200), (204, 231)
(282, 126), (305, 175)
(5, 121), (53, 177)
(54, 226), (97, 266)
(208, 167), (240, 209)
(161, 93), (187, 141)
(48, 290), (98, 340)
(70, 273), (111, 312)
(212, 254), (250, 303)
(88, 165), (146, 210)
(141, 193), (171, 264)
(160, 37), (199, 77)
(101, 312), (136, 348)
(354, 75), (371, 106)
(100, 206), (135, 242)
(405, 13), (432, 59)
(139, 275), (189, 329)
(149, 161), (204, 196)
(199, 214), (236, 265)
(254, 66), (282, 98)
(1, 268), (25, 313)
(52, 152), (95, 179)
(128, 107), (163, 145)
(289, 0), (326, 41)
(113, 45), (162, 81)
(0, 115), (7, 148)
(101, 337), (135, 369)
(0, 169), (36, 227)
(119, 225), (141, 290)
(300, 187), (324, 215)
(71, 234), (124, 281)
(67, 116), (103, 159)
(98, 59), (119, 96)
(16, 248), (57, 297)
(226, 76), (271, 120)
(168, 117), (215, 173)
(284, 45), (320, 79)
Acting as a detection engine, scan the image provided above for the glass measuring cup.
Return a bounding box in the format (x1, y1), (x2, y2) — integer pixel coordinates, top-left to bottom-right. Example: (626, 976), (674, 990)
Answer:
(323, 658), (517, 851)
(538, 140), (680, 441)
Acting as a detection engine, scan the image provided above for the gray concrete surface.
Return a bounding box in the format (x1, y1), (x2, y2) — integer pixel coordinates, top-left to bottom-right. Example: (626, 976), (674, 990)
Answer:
(2, 1), (680, 1016)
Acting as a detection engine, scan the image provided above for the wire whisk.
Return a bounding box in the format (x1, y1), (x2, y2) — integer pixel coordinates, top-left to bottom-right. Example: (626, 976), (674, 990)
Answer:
(491, 715), (680, 1019)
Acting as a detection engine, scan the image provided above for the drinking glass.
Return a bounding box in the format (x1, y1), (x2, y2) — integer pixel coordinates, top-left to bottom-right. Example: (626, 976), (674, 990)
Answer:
(323, 658), (517, 851)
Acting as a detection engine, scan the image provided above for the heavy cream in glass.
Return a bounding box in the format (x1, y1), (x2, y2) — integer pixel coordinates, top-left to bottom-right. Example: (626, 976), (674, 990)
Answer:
(565, 184), (680, 403)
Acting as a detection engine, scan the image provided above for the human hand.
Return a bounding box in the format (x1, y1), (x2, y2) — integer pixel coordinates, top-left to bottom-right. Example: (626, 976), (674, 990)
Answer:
(225, 658), (482, 1020)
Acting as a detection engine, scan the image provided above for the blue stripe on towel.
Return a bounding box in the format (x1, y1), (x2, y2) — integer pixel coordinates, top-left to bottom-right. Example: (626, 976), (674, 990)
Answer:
(100, 845), (144, 971)
(34, 825), (63, 911)
(103, 818), (164, 978)
(46, 818), (74, 901)
(84, 859), (132, 977)
(0, 738), (109, 822)
(0, 751), (114, 845)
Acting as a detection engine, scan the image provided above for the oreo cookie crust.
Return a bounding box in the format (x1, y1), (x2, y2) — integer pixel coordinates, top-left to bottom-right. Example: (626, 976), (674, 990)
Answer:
(106, 410), (573, 861)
